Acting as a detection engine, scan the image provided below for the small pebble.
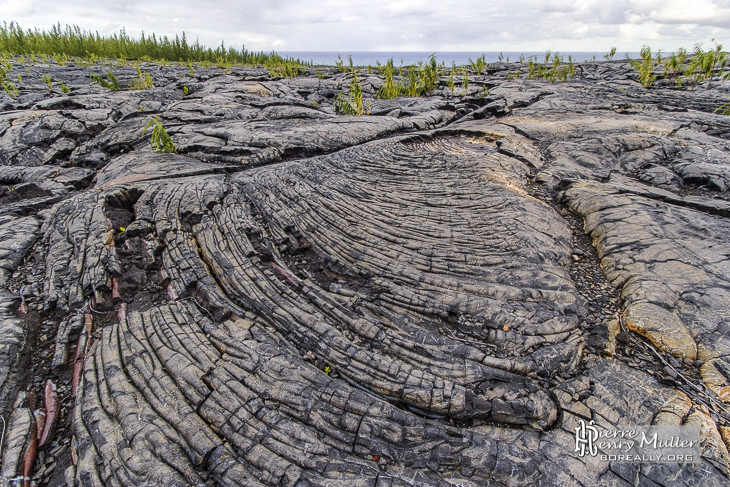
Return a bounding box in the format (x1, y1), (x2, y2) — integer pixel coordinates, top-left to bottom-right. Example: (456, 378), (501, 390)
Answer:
(663, 366), (678, 379)
(616, 332), (631, 344)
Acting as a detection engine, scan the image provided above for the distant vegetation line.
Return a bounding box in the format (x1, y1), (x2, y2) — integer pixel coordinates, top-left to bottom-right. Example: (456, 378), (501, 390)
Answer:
(0, 21), (728, 112)
(0, 21), (307, 66)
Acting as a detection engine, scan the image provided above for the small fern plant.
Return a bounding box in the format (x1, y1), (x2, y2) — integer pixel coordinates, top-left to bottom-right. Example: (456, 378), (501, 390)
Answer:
(90, 70), (120, 90)
(143, 116), (175, 153)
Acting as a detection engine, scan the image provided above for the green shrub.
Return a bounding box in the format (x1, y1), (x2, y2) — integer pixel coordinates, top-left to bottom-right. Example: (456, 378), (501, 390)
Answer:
(405, 66), (420, 97)
(556, 66), (568, 82)
(90, 70), (119, 90)
(469, 55), (486, 75)
(335, 55), (345, 73)
(215, 55), (232, 73)
(377, 59), (402, 99)
(335, 74), (364, 115)
(684, 41), (727, 89)
(630, 46), (657, 87)
(52, 52), (69, 66)
(663, 48), (687, 87)
(421, 54), (438, 94)
(128, 67), (154, 90)
(143, 116), (175, 152)
(526, 52), (574, 82)
(0, 64), (18, 97)
(267, 59), (305, 78)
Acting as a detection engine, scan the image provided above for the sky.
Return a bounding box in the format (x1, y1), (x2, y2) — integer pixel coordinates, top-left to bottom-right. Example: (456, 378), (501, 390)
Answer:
(1, 0), (729, 53)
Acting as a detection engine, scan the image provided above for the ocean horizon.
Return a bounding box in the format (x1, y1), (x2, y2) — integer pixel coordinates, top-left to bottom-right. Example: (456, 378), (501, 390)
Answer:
(278, 51), (638, 66)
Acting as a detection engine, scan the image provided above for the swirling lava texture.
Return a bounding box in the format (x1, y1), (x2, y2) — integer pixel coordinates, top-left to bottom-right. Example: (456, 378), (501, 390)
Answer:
(70, 136), (583, 486)
(4, 62), (729, 487)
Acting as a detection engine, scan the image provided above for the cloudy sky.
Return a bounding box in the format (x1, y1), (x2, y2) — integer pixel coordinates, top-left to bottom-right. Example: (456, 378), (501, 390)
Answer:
(1, 0), (729, 53)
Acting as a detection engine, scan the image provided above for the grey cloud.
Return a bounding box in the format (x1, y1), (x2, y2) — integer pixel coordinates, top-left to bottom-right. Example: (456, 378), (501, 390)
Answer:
(1, 0), (729, 52)
(540, 0), (579, 13)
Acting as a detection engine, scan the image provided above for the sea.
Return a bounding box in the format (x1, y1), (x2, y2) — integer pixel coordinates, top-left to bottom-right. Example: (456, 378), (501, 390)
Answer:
(278, 51), (639, 67)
